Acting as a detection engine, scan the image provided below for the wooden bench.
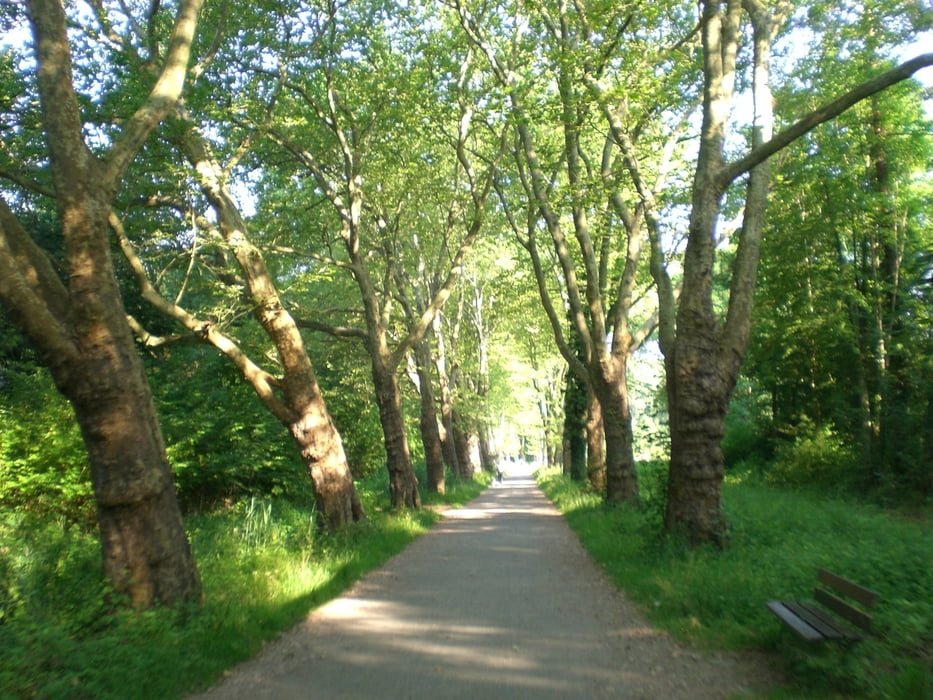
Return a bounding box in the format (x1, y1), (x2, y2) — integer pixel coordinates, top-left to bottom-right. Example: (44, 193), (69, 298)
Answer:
(767, 568), (878, 643)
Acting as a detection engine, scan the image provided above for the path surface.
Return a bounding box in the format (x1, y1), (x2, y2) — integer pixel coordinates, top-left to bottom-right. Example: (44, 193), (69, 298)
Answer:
(194, 470), (780, 699)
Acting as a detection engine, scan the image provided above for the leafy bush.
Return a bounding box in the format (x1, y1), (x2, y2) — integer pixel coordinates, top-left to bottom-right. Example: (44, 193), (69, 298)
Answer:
(0, 511), (105, 632)
(313, 339), (387, 478)
(722, 378), (773, 468)
(147, 349), (314, 510)
(0, 368), (93, 524)
(766, 421), (858, 492)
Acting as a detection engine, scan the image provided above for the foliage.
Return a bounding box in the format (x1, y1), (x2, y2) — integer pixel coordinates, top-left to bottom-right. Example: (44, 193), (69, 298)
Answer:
(0, 473), (487, 698)
(148, 347), (315, 510)
(0, 368), (94, 524)
(538, 467), (933, 699)
(629, 344), (670, 462)
(311, 335), (388, 479)
(0, 345), (322, 520)
(765, 421), (860, 493)
(721, 377), (774, 469)
(746, 52), (933, 501)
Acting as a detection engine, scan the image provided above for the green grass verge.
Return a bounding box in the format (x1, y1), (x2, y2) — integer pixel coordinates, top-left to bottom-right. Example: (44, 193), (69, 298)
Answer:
(537, 465), (933, 699)
(0, 471), (488, 699)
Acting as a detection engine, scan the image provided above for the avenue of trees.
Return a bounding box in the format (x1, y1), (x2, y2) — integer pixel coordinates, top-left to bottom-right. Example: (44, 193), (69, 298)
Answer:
(1, 0), (931, 608)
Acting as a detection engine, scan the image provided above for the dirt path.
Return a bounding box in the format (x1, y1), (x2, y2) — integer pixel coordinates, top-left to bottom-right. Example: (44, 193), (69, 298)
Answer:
(193, 471), (782, 699)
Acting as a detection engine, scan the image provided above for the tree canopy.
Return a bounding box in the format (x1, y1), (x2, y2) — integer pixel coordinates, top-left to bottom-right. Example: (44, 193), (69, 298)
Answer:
(1, 0), (931, 604)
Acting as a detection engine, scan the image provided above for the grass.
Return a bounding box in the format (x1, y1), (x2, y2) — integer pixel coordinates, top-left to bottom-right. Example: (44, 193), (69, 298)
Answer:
(0, 470), (488, 699)
(537, 464), (933, 699)
(3, 462), (928, 699)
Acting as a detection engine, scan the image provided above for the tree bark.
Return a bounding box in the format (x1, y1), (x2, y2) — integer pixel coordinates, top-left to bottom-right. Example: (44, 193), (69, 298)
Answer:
(585, 388), (606, 491)
(451, 408), (475, 480)
(433, 317), (462, 476)
(372, 352), (421, 508)
(562, 367), (588, 481)
(663, 312), (733, 543)
(414, 339), (446, 494)
(592, 362), (638, 502)
(289, 407), (365, 528)
(66, 280), (202, 608)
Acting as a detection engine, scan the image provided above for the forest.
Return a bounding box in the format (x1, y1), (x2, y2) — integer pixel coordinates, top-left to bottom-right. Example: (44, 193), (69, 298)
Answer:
(1, 0), (931, 697)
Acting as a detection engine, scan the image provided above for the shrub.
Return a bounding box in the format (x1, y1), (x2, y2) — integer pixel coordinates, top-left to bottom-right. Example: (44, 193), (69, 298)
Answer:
(0, 368), (94, 524)
(147, 349), (314, 510)
(722, 378), (773, 468)
(766, 422), (858, 492)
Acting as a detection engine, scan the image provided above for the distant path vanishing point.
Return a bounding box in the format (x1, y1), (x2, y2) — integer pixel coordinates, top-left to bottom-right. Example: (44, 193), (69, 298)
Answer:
(193, 468), (780, 699)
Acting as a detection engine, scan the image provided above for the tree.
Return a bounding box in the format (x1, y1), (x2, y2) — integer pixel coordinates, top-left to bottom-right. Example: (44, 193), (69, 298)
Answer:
(651, 0), (932, 543)
(747, 68), (933, 496)
(117, 116), (366, 529)
(32, 0), (372, 529)
(261, 1), (504, 508)
(0, 0), (203, 607)
(408, 334), (448, 493)
(456, 0), (667, 503)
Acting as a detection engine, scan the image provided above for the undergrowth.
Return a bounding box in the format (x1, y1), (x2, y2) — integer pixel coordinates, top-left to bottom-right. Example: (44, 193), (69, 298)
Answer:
(0, 472), (487, 699)
(537, 465), (932, 700)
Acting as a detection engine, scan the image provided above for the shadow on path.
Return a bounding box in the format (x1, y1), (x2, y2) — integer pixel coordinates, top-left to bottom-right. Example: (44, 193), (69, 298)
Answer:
(194, 474), (779, 699)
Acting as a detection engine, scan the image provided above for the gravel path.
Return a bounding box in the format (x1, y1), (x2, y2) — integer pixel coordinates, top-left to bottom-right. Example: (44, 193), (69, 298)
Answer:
(193, 470), (782, 699)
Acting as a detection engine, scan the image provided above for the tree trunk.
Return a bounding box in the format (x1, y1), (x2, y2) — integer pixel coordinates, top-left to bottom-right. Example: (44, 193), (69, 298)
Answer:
(592, 367), (638, 502)
(586, 389), (606, 491)
(439, 396), (461, 477)
(414, 340), (446, 494)
(288, 403), (364, 529)
(466, 431), (482, 475)
(372, 354), (421, 508)
(662, 0), (770, 545)
(0, 0), (205, 608)
(479, 424), (498, 474)
(2, 197), (202, 609)
(433, 317), (462, 476)
(562, 365), (588, 481)
(663, 312), (732, 544)
(67, 319), (202, 608)
(451, 409), (475, 480)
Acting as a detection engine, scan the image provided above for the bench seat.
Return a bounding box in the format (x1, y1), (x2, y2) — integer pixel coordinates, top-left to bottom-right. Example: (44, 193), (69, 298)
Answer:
(767, 568), (877, 643)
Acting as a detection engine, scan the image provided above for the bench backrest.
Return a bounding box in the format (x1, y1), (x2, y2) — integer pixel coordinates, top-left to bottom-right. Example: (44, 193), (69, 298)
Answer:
(814, 568), (878, 632)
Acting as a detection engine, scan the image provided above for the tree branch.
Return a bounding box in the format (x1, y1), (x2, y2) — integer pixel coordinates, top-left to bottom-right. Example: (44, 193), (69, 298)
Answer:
(101, 0), (205, 188)
(111, 210), (292, 422)
(293, 318), (367, 339)
(721, 53), (933, 186)
(0, 196), (79, 370)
